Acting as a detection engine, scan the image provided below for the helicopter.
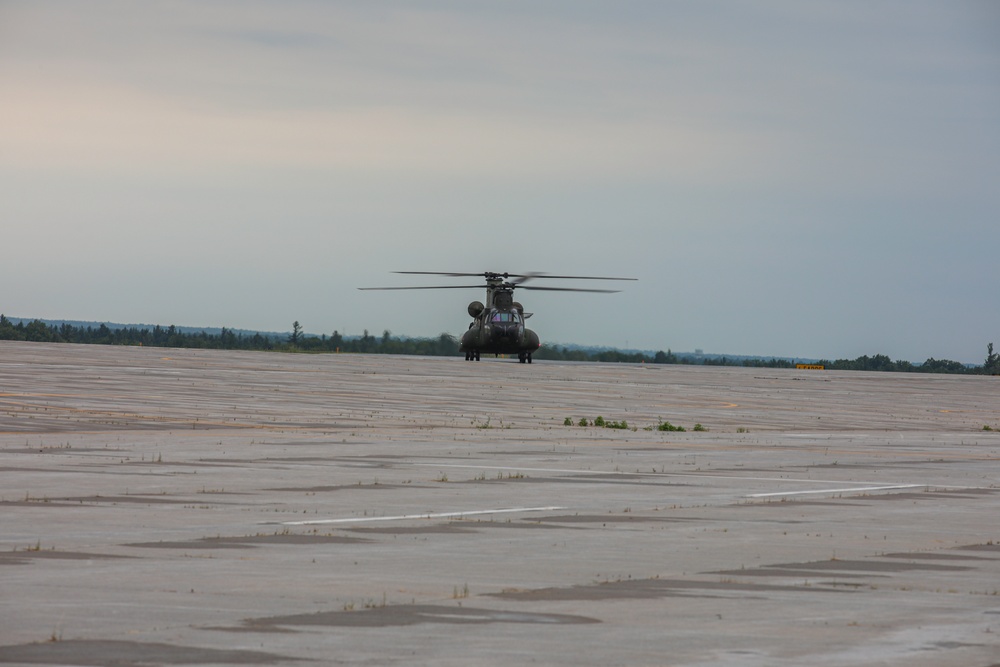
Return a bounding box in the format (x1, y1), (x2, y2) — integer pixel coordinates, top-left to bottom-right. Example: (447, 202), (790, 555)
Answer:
(359, 271), (635, 363)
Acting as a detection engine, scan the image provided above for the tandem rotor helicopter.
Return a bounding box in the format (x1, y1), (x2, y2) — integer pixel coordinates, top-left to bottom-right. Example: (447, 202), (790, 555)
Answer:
(359, 271), (636, 363)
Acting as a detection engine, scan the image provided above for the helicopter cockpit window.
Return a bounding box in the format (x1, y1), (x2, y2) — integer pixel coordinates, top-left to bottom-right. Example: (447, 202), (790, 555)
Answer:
(490, 311), (519, 323)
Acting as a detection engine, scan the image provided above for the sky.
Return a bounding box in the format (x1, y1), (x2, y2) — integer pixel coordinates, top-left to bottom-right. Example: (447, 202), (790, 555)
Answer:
(2, 1), (998, 362)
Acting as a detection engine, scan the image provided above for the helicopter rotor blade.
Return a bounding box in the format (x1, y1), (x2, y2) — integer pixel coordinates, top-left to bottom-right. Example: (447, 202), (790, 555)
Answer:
(361, 271), (635, 293)
(515, 273), (636, 281)
(392, 271), (497, 278)
(391, 271), (636, 281)
(516, 285), (622, 293)
(358, 285), (487, 291)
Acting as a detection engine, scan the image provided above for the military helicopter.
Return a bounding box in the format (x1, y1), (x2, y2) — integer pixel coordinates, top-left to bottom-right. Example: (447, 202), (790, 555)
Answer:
(360, 271), (635, 363)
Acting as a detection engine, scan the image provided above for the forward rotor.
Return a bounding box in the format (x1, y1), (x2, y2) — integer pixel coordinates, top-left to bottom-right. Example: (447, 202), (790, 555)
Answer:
(360, 271), (636, 293)
(391, 271), (636, 282)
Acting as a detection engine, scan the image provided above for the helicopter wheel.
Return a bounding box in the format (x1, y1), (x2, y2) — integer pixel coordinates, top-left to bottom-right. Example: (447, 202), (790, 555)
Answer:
(475, 351), (481, 361)
(527, 354), (532, 364)
(518, 352), (526, 363)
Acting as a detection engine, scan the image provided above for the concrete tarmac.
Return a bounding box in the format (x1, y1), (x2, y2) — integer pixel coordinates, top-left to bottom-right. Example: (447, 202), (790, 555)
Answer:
(1, 341), (998, 666)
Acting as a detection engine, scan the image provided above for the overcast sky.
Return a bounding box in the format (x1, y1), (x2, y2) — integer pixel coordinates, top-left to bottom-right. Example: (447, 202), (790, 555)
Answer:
(2, 1), (998, 362)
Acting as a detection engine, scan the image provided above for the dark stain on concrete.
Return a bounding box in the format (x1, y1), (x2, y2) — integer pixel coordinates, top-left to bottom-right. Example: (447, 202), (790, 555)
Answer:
(1, 499), (96, 508)
(713, 558), (971, 578)
(32, 495), (192, 505)
(0, 550), (135, 566)
(881, 552), (994, 561)
(487, 577), (843, 602)
(768, 559), (970, 573)
(740, 500), (870, 507)
(2, 447), (125, 455)
(956, 544), (1000, 556)
(0, 639), (302, 665)
(345, 524), (476, 535)
(711, 568), (877, 579)
(230, 604), (599, 631)
(487, 450), (580, 456)
(528, 514), (694, 524)
(507, 476), (693, 488)
(264, 484), (405, 492)
(863, 492), (997, 501)
(126, 534), (369, 549)
(927, 641), (987, 650)
(466, 520), (578, 530)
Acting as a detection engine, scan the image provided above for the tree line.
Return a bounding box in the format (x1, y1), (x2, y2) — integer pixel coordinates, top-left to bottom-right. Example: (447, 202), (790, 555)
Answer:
(1, 314), (996, 375)
(536, 345), (999, 374)
(0, 316), (457, 356)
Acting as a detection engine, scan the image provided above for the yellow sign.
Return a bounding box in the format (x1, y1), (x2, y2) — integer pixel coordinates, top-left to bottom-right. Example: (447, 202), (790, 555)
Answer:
(796, 364), (825, 370)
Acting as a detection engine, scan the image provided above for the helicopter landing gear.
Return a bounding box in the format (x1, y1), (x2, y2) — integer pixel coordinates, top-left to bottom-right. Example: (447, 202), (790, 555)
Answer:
(466, 350), (480, 361)
(518, 352), (532, 364)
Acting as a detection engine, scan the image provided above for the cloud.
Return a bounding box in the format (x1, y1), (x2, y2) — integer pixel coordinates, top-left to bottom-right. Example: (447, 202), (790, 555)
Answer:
(1, 1), (998, 361)
(2, 77), (779, 192)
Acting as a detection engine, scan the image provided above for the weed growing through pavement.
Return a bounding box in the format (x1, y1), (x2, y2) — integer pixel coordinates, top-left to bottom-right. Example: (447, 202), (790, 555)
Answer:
(568, 416), (709, 432)
(471, 416), (512, 429)
(655, 420), (685, 432)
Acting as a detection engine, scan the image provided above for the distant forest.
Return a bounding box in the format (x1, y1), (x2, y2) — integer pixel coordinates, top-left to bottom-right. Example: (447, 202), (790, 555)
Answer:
(2, 315), (997, 375)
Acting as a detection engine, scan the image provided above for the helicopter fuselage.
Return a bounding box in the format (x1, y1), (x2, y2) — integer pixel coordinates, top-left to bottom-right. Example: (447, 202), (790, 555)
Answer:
(460, 306), (540, 362)
(359, 271), (634, 364)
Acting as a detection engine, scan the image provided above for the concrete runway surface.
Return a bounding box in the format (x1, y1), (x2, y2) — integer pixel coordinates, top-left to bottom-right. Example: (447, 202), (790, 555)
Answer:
(1, 341), (998, 666)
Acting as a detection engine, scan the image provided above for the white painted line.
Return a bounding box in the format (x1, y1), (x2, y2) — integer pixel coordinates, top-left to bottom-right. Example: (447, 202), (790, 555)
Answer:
(281, 506), (566, 526)
(747, 484), (924, 499)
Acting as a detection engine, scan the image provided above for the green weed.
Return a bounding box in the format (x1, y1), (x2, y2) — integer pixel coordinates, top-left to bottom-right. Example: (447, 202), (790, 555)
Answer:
(657, 420), (685, 432)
